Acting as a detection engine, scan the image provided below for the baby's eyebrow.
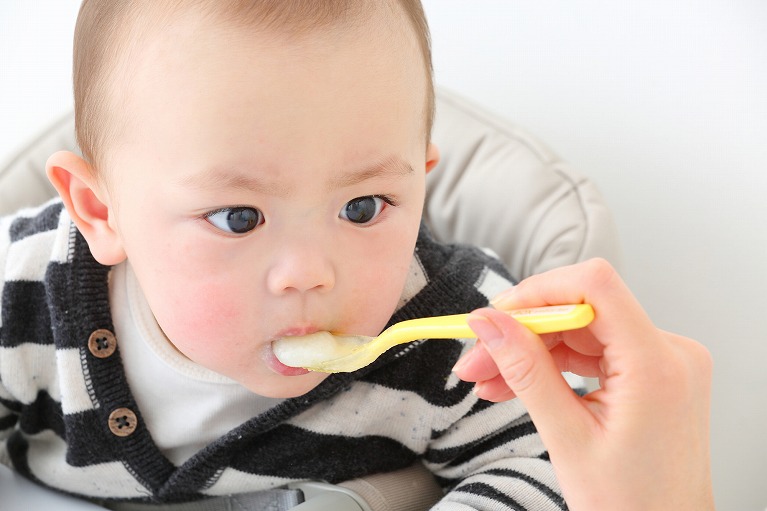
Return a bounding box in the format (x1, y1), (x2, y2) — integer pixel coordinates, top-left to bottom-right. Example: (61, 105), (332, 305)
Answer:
(176, 155), (412, 195)
(328, 156), (413, 190)
(177, 166), (290, 197)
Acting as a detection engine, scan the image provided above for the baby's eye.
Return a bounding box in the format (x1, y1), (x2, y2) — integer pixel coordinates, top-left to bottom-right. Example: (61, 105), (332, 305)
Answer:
(339, 196), (387, 224)
(205, 207), (264, 234)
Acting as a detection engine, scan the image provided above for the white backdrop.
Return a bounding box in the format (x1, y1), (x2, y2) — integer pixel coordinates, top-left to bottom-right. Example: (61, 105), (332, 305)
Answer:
(1, 2), (766, 510)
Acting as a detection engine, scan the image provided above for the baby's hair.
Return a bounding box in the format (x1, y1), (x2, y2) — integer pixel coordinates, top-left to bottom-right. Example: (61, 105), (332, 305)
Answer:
(72, 0), (435, 173)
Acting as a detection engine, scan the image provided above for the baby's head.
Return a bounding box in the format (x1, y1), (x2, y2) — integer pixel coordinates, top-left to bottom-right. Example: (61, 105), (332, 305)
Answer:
(47, 0), (440, 398)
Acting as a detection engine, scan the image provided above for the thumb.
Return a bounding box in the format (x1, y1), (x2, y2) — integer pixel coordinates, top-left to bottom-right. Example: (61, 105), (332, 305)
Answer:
(467, 309), (595, 447)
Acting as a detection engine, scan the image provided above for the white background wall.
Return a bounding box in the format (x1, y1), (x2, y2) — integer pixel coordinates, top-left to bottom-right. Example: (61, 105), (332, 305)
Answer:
(1, 1), (766, 509)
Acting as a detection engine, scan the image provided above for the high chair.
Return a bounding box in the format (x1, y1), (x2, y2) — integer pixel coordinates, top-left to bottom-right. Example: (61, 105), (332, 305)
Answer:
(0, 88), (621, 511)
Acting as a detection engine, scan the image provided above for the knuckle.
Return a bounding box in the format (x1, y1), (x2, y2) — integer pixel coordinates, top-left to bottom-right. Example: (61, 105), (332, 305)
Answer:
(690, 339), (714, 379)
(583, 257), (619, 287)
(675, 333), (714, 378)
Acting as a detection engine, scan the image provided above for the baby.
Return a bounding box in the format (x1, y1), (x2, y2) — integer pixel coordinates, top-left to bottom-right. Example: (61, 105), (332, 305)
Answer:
(0, 1), (566, 509)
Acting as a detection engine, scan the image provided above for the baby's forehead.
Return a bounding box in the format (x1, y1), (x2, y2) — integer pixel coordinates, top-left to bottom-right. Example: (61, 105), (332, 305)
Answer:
(119, 0), (397, 45)
(116, 4), (419, 97)
(115, 5), (411, 97)
(109, 1), (416, 98)
(76, 0), (433, 169)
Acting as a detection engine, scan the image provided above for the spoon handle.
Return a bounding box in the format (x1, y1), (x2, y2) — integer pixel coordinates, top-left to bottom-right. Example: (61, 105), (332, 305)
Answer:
(500, 304), (594, 334)
(383, 304), (594, 346)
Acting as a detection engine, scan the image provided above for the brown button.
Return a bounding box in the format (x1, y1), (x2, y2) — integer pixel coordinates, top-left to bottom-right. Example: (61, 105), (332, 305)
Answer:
(88, 329), (117, 358)
(108, 408), (138, 437)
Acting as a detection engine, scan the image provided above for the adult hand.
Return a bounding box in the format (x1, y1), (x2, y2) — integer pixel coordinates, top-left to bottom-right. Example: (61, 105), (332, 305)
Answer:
(453, 258), (714, 511)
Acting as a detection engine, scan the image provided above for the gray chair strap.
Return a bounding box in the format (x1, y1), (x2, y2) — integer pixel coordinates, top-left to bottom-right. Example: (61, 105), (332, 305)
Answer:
(104, 462), (441, 511)
(106, 482), (370, 511)
(107, 489), (304, 511)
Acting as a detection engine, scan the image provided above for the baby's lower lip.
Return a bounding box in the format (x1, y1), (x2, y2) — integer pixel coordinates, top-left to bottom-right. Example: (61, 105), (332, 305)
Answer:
(267, 348), (310, 376)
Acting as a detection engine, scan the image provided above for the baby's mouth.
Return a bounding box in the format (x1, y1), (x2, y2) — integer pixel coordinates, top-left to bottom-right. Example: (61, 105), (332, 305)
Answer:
(267, 327), (321, 376)
(267, 345), (311, 376)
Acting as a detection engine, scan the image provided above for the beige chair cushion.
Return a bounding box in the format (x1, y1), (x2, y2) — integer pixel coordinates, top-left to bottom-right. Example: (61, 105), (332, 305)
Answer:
(426, 89), (621, 279)
(0, 88), (621, 280)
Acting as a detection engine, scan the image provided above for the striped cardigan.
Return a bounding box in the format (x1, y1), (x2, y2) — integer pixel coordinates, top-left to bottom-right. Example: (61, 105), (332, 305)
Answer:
(0, 200), (567, 510)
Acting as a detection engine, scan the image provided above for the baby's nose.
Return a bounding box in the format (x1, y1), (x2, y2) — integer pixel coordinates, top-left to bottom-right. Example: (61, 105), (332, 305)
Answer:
(266, 247), (336, 295)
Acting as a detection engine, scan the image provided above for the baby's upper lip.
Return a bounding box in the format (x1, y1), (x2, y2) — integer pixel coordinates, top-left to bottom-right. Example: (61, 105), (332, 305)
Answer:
(272, 325), (322, 340)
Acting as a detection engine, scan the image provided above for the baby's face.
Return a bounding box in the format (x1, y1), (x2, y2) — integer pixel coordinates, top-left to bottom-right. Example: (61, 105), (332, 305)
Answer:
(99, 13), (435, 398)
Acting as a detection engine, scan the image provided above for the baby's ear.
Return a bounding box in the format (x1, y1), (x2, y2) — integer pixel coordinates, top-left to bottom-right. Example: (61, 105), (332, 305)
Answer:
(425, 142), (440, 174)
(46, 151), (127, 266)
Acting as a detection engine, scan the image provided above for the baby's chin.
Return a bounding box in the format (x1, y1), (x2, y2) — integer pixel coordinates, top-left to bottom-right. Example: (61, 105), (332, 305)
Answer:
(234, 360), (330, 399)
(242, 375), (330, 399)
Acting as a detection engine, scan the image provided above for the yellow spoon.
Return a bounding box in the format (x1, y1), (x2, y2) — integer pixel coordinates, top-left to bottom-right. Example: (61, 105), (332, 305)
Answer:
(272, 304), (594, 373)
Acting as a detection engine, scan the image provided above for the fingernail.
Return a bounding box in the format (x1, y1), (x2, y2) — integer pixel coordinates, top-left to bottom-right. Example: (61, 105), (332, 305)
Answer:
(472, 381), (492, 401)
(451, 354), (468, 373)
(490, 286), (517, 310)
(467, 314), (504, 350)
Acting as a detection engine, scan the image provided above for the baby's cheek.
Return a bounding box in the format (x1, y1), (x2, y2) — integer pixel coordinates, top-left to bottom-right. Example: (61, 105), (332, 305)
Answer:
(158, 279), (249, 352)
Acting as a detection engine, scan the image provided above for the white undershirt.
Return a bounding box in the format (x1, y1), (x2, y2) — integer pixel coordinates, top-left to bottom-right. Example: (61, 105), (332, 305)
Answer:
(109, 262), (284, 466)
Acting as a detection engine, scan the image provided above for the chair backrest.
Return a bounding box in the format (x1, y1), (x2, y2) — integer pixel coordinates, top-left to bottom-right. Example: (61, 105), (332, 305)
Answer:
(426, 88), (621, 279)
(0, 87), (621, 280)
